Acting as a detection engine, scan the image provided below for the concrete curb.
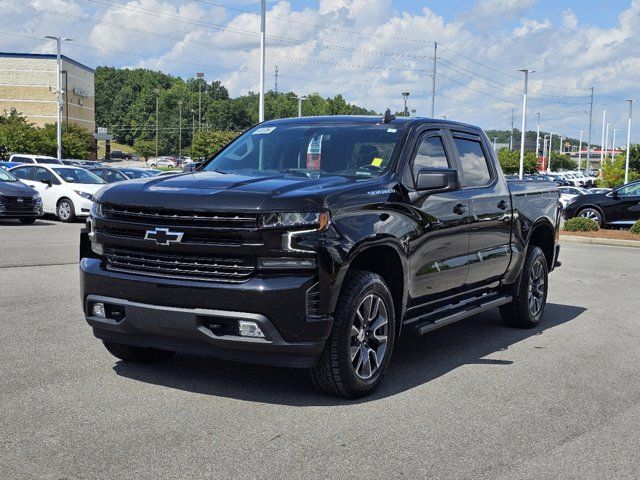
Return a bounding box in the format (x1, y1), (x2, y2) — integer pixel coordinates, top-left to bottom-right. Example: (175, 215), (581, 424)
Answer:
(560, 234), (640, 248)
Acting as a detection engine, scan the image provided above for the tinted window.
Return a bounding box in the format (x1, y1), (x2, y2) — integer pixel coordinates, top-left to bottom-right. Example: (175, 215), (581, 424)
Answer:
(14, 156), (34, 164)
(33, 167), (56, 183)
(0, 168), (17, 182)
(617, 183), (640, 196)
(11, 166), (33, 179)
(453, 137), (492, 187)
(413, 136), (449, 178)
(36, 157), (62, 164)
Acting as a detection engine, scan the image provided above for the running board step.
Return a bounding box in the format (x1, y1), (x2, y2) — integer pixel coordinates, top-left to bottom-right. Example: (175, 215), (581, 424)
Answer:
(407, 295), (513, 336)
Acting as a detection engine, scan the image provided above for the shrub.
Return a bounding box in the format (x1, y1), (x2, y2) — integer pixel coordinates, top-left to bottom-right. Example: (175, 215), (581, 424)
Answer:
(563, 217), (600, 232)
(631, 220), (640, 235)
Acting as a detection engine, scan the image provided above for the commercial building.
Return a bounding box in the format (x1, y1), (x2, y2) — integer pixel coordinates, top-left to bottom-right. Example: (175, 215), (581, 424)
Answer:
(0, 52), (95, 132)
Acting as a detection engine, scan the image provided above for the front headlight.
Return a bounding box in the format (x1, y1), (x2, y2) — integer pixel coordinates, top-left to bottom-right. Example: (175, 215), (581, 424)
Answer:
(262, 212), (329, 229)
(91, 202), (103, 217)
(74, 190), (93, 201)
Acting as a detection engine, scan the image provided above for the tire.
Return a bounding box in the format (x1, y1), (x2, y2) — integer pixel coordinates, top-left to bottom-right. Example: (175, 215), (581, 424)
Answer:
(56, 198), (76, 222)
(500, 246), (549, 328)
(310, 270), (396, 398)
(577, 207), (603, 227)
(103, 341), (175, 363)
(19, 217), (36, 224)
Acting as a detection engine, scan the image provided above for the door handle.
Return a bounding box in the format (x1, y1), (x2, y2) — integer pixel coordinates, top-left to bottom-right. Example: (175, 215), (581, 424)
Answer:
(497, 200), (508, 210)
(453, 203), (467, 215)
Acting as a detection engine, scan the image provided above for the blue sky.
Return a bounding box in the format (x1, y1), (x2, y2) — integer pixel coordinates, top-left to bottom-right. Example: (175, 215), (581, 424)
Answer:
(1, 0), (639, 142)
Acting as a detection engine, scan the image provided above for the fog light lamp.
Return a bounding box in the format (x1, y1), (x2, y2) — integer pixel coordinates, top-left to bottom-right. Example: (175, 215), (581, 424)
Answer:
(238, 320), (265, 338)
(92, 302), (106, 318)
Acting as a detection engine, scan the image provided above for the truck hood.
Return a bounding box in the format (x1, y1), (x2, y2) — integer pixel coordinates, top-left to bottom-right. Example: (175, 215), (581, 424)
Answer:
(94, 171), (378, 212)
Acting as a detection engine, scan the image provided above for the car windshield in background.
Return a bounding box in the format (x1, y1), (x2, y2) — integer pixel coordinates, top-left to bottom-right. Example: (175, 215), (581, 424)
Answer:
(203, 123), (404, 178)
(37, 158), (62, 164)
(122, 170), (149, 179)
(52, 168), (105, 184)
(0, 168), (17, 182)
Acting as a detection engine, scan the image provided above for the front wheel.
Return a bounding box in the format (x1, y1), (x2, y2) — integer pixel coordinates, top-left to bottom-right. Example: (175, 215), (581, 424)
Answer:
(500, 246), (549, 328)
(57, 198), (76, 222)
(310, 271), (396, 398)
(577, 207), (603, 227)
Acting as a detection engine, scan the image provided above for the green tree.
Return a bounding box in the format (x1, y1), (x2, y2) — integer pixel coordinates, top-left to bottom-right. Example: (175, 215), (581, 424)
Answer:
(549, 151), (577, 171)
(190, 130), (238, 160)
(598, 157), (640, 188)
(497, 148), (539, 174)
(133, 138), (156, 159)
(0, 109), (40, 158)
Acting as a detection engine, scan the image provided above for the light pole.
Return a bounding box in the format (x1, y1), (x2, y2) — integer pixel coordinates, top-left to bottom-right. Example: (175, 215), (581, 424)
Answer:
(578, 130), (584, 170)
(493, 137), (497, 153)
(43, 36), (72, 161)
(296, 96), (307, 117)
(604, 123), (611, 162)
(402, 92), (410, 116)
(611, 128), (618, 163)
(548, 132), (554, 172)
(259, 0), (266, 122)
(625, 99), (634, 184)
(535, 112), (541, 157)
(178, 100), (183, 160)
(154, 87), (160, 160)
(196, 73), (204, 130)
(600, 111), (606, 166)
(559, 136), (564, 155)
(543, 135), (550, 171)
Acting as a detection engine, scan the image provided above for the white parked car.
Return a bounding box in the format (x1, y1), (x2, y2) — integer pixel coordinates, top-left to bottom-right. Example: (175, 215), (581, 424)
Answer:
(559, 186), (589, 208)
(147, 156), (177, 168)
(8, 154), (63, 165)
(9, 164), (105, 222)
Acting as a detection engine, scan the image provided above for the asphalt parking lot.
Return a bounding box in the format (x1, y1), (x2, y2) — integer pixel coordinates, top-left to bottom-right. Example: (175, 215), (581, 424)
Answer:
(1, 219), (640, 479)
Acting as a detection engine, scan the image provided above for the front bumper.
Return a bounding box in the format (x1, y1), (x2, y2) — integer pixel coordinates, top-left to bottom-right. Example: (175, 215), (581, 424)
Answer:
(80, 258), (332, 368)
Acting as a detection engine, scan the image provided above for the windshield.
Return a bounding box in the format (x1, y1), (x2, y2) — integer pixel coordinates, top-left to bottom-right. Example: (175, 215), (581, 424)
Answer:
(121, 169), (149, 179)
(203, 123), (404, 178)
(0, 168), (17, 182)
(52, 168), (105, 184)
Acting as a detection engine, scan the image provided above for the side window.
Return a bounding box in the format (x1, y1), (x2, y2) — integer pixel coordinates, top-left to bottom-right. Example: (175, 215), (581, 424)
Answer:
(617, 183), (640, 197)
(33, 167), (55, 183)
(412, 135), (449, 179)
(453, 137), (492, 188)
(19, 157), (35, 164)
(11, 166), (33, 179)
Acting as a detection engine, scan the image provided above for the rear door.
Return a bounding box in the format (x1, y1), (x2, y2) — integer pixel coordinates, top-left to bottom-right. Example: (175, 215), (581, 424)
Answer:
(450, 131), (512, 287)
(404, 129), (471, 309)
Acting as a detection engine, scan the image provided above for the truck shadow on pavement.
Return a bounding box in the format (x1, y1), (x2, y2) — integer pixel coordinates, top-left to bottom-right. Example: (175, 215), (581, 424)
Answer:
(112, 302), (586, 406)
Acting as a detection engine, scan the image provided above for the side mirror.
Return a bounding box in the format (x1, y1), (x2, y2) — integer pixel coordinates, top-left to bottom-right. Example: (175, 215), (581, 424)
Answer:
(611, 190), (619, 199)
(415, 168), (460, 194)
(40, 178), (52, 186)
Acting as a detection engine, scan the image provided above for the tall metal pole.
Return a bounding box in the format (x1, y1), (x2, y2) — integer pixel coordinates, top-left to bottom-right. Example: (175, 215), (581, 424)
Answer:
(178, 100), (183, 160)
(509, 109), (515, 151)
(578, 130), (584, 170)
(625, 99), (634, 184)
(154, 88), (159, 160)
(535, 112), (541, 157)
(548, 132), (553, 172)
(611, 128), (618, 163)
(198, 82), (202, 131)
(586, 87), (594, 172)
(518, 69), (532, 179)
(259, 0), (266, 123)
(604, 123), (610, 163)
(493, 137), (497, 153)
(431, 41), (437, 118)
(296, 96), (306, 117)
(44, 36), (70, 161)
(559, 136), (564, 154)
(543, 136), (549, 171)
(600, 110), (606, 167)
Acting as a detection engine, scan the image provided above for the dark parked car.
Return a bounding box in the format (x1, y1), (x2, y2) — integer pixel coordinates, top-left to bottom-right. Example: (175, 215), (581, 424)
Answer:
(80, 115), (561, 398)
(563, 180), (640, 227)
(0, 167), (43, 223)
(89, 167), (156, 183)
(108, 150), (132, 161)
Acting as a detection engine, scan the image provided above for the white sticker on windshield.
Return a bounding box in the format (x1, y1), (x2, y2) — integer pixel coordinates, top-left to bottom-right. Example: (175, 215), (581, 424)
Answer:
(387, 128), (397, 133)
(252, 127), (276, 135)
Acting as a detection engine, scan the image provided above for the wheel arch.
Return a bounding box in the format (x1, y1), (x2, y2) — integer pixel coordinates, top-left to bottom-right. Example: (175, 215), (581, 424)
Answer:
(527, 221), (555, 269)
(575, 204), (605, 222)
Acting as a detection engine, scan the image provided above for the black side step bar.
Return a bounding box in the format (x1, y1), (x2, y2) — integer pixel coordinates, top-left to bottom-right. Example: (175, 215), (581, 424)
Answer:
(406, 295), (513, 336)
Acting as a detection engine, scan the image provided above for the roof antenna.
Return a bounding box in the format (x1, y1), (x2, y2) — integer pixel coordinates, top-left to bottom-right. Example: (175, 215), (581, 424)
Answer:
(382, 108), (396, 124)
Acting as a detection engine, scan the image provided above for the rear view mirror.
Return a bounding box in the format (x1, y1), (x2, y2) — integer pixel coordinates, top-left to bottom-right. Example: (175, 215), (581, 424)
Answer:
(415, 168), (460, 193)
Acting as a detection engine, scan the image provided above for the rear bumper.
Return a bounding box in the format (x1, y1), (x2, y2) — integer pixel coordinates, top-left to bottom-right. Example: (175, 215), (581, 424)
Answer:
(80, 258), (332, 368)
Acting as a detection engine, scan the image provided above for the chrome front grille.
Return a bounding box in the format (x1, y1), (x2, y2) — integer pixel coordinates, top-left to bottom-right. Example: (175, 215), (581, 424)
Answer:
(102, 204), (259, 229)
(0, 196), (39, 213)
(104, 247), (255, 283)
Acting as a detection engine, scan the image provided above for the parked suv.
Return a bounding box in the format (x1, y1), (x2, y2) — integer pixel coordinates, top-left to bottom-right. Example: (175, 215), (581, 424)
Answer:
(8, 154), (62, 165)
(109, 150), (132, 161)
(0, 167), (43, 223)
(80, 115), (561, 398)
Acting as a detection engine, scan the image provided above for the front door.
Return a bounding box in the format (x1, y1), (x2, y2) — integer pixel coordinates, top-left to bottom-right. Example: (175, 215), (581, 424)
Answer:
(404, 130), (471, 312)
(31, 167), (62, 214)
(450, 132), (512, 287)
(607, 182), (640, 224)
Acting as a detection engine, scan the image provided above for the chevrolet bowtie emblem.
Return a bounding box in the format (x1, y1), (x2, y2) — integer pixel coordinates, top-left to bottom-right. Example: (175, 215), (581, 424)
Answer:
(144, 228), (184, 245)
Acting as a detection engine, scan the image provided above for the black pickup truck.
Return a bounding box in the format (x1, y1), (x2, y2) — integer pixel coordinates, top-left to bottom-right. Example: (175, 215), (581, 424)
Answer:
(80, 115), (561, 398)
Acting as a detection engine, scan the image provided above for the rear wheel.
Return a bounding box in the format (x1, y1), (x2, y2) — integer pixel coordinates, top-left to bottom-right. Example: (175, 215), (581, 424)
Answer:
(57, 198), (76, 222)
(310, 271), (396, 398)
(577, 207), (603, 227)
(500, 246), (549, 328)
(103, 341), (175, 363)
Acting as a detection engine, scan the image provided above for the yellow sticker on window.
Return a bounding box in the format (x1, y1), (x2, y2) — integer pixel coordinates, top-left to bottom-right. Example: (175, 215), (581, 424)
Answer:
(371, 157), (383, 167)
